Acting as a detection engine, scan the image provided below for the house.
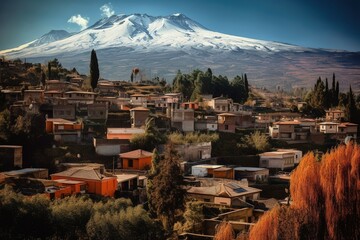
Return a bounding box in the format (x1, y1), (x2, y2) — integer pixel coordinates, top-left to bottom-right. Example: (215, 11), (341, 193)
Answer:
(97, 80), (116, 95)
(69, 77), (84, 87)
(233, 167), (269, 183)
(130, 94), (148, 107)
(106, 128), (145, 140)
(187, 181), (261, 207)
(269, 120), (310, 141)
(171, 108), (195, 132)
(217, 113), (236, 133)
(276, 149), (303, 164)
(259, 151), (296, 171)
(116, 173), (143, 191)
(336, 122), (358, 140)
(53, 179), (87, 194)
(45, 80), (69, 91)
(51, 166), (118, 197)
(64, 91), (97, 105)
(205, 97), (233, 113)
(255, 112), (301, 128)
(119, 149), (153, 170)
(325, 108), (345, 121)
(195, 115), (218, 131)
(44, 90), (65, 104)
(87, 103), (108, 120)
(191, 164), (224, 177)
(181, 102), (199, 110)
(235, 113), (253, 128)
(45, 118), (83, 143)
(213, 167), (234, 179)
(23, 89), (44, 104)
(0, 145), (22, 170)
(175, 142), (212, 162)
(130, 107), (150, 128)
(93, 138), (130, 156)
(319, 122), (339, 134)
(53, 104), (76, 120)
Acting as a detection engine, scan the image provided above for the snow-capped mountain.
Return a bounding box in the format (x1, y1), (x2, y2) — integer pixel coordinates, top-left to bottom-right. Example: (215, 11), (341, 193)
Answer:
(1, 13), (359, 90)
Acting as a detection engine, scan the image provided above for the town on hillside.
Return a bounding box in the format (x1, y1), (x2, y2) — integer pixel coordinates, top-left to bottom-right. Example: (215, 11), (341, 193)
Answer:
(0, 57), (359, 239)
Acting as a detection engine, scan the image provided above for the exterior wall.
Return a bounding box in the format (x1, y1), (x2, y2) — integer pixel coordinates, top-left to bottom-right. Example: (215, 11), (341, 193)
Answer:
(87, 103), (108, 120)
(234, 169), (269, 182)
(218, 115), (236, 133)
(278, 124), (295, 133)
(51, 175), (117, 197)
(213, 170), (234, 179)
(320, 124), (338, 133)
(187, 193), (215, 203)
(64, 92), (96, 104)
(175, 142), (212, 161)
(93, 139), (130, 156)
(235, 114), (253, 128)
(259, 155), (294, 170)
(130, 95), (147, 107)
(122, 157), (151, 170)
(130, 110), (150, 128)
(214, 197), (232, 206)
(171, 109), (194, 132)
(53, 105), (76, 120)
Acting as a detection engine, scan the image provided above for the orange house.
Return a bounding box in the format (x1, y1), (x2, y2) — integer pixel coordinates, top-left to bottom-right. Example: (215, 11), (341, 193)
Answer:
(119, 149), (152, 170)
(44, 185), (72, 200)
(53, 179), (87, 194)
(51, 167), (117, 197)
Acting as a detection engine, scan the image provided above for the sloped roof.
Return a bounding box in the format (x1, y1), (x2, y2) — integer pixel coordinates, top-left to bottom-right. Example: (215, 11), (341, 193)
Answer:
(51, 167), (114, 181)
(187, 182), (261, 198)
(119, 149), (153, 159)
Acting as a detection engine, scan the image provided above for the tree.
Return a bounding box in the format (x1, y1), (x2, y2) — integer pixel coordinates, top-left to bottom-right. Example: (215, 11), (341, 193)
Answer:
(214, 221), (235, 240)
(130, 72), (134, 82)
(41, 71), (46, 86)
(47, 62), (51, 80)
(238, 131), (271, 153)
(149, 143), (186, 232)
(346, 86), (358, 123)
(249, 143), (360, 240)
(90, 49), (99, 90)
(244, 73), (249, 101)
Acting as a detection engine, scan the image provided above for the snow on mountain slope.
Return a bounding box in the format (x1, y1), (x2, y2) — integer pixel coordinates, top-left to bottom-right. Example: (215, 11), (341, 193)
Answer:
(1, 13), (359, 90)
(0, 13), (309, 58)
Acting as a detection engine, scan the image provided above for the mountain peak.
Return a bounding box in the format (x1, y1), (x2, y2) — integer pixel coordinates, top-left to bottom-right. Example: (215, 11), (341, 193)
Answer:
(28, 30), (72, 47)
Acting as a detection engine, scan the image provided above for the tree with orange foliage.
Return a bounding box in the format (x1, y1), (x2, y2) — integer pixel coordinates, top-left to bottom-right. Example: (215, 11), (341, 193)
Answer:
(214, 221), (235, 240)
(249, 143), (360, 240)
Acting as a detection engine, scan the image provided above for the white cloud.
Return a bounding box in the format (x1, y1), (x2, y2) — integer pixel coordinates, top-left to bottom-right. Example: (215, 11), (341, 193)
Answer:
(67, 14), (89, 30)
(100, 3), (115, 18)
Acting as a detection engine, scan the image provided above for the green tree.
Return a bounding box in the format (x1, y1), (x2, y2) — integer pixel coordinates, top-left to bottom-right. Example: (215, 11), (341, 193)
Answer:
(346, 86), (358, 123)
(239, 131), (271, 153)
(149, 143), (186, 232)
(47, 62), (51, 79)
(90, 49), (99, 90)
(244, 73), (249, 100)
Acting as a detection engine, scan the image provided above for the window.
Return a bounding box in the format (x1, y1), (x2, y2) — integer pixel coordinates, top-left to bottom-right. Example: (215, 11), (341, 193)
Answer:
(128, 159), (133, 168)
(66, 111), (71, 115)
(100, 111), (103, 115)
(204, 198), (210, 202)
(225, 125), (229, 130)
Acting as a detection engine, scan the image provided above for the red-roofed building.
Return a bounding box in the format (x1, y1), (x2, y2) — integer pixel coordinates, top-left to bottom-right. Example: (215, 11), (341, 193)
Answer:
(51, 166), (117, 197)
(119, 149), (153, 170)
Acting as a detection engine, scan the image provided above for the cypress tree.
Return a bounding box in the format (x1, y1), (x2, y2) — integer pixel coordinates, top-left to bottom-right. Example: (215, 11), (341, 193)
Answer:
(244, 73), (249, 101)
(324, 78), (329, 108)
(41, 71), (46, 86)
(90, 49), (99, 91)
(335, 81), (339, 106)
(47, 62), (51, 80)
(346, 86), (357, 123)
(130, 72), (134, 82)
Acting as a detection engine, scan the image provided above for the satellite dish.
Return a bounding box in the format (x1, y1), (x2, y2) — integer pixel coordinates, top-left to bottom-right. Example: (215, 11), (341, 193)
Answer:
(29, 104), (33, 110)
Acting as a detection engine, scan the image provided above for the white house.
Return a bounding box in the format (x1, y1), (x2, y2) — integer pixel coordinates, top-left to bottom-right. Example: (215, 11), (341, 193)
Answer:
(259, 151), (295, 170)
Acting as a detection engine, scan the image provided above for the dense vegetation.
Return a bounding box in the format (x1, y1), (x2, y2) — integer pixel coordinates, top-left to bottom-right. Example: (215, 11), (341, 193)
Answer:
(249, 143), (360, 240)
(173, 68), (250, 103)
(0, 187), (164, 239)
(304, 74), (359, 123)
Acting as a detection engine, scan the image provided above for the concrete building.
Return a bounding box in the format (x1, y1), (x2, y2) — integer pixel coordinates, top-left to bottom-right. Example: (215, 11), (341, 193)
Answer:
(191, 164), (224, 177)
(259, 151), (296, 171)
(233, 167), (269, 183)
(130, 107), (150, 128)
(53, 104), (76, 120)
(175, 142), (212, 162)
(171, 108), (194, 132)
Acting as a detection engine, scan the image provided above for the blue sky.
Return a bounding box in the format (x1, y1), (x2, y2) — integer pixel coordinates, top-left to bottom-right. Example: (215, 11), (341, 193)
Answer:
(0, 0), (359, 51)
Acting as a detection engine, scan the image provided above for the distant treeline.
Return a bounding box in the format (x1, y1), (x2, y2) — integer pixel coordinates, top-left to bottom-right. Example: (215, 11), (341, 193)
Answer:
(172, 68), (249, 103)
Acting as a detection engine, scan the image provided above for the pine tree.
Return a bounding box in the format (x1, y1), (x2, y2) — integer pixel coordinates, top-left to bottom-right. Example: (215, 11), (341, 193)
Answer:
(90, 49), (99, 91)
(149, 144), (185, 232)
(324, 78), (329, 108)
